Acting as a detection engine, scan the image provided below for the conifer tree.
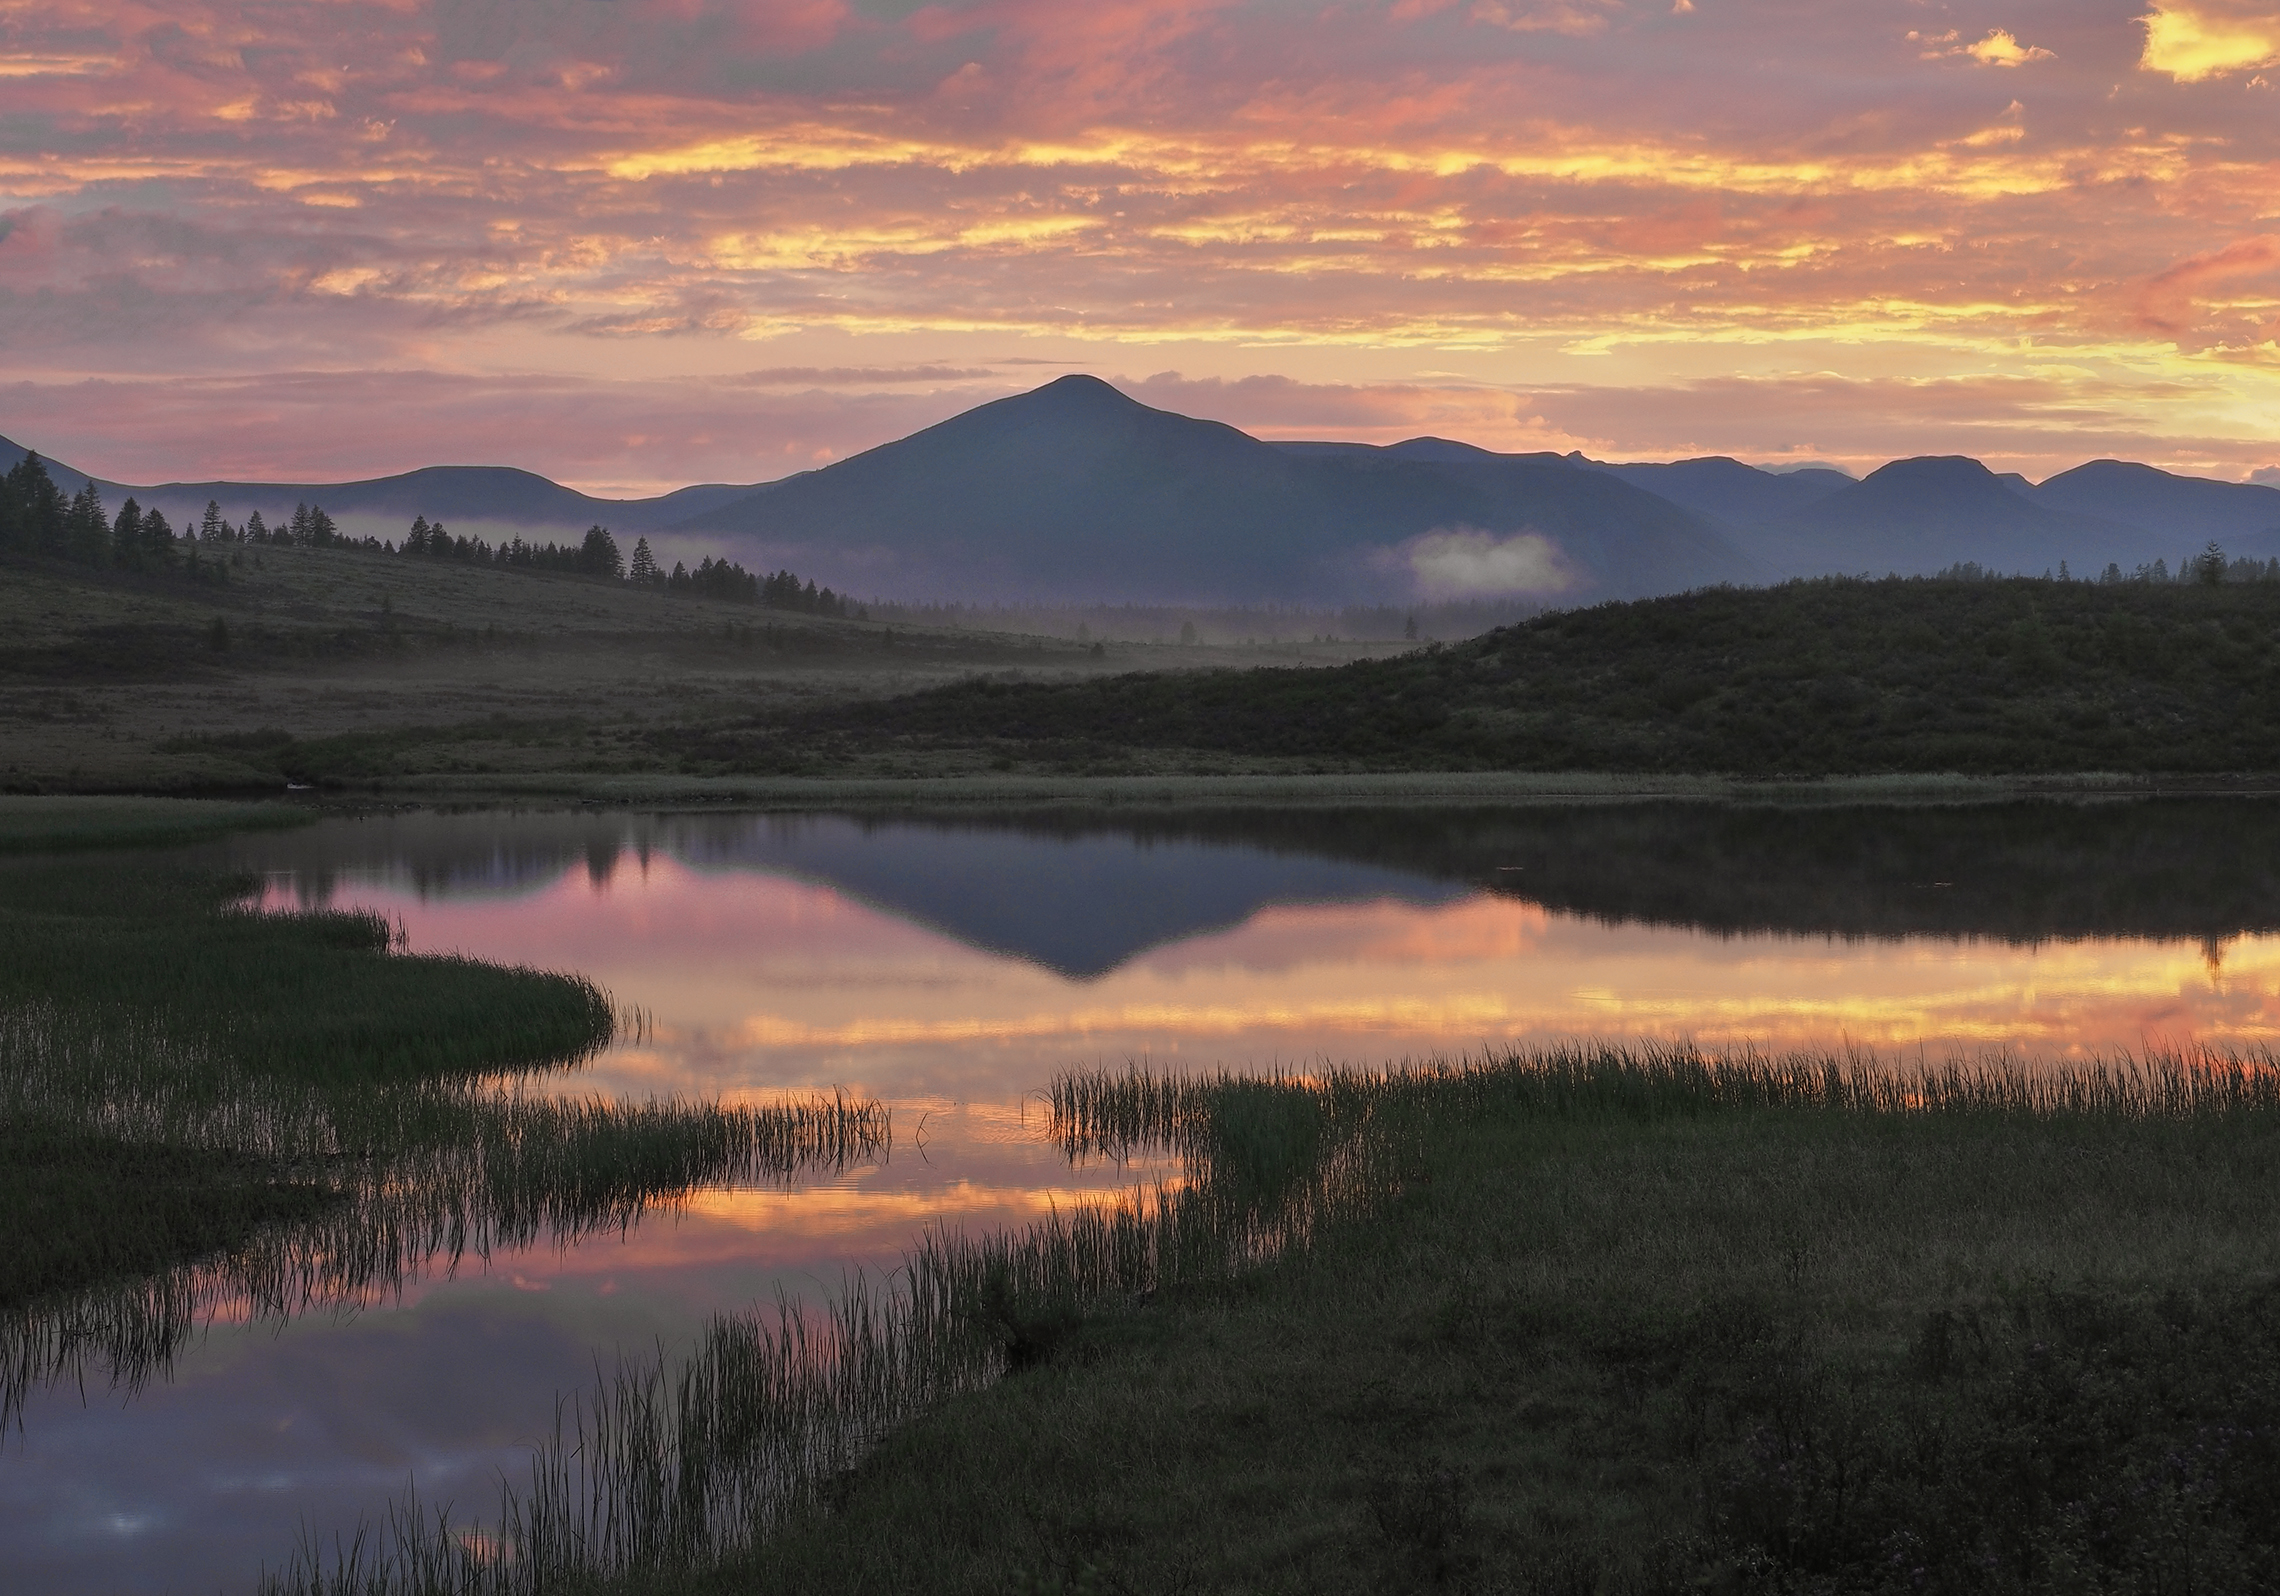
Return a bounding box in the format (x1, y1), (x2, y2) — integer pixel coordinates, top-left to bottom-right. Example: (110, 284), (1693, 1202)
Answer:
(141, 506), (175, 566)
(1, 453), (67, 550)
(288, 502), (311, 545)
(307, 505), (337, 546)
(112, 498), (143, 567)
(578, 524), (624, 579)
(628, 536), (659, 585)
(200, 500), (227, 543)
(64, 482), (107, 563)
(245, 509), (269, 544)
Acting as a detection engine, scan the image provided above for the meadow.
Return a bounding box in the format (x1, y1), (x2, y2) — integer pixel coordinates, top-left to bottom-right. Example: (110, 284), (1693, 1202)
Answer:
(22, 543), (2280, 795)
(262, 1047), (2280, 1595)
(749, 576), (2280, 779)
(0, 798), (890, 1426)
(0, 542), (1353, 794)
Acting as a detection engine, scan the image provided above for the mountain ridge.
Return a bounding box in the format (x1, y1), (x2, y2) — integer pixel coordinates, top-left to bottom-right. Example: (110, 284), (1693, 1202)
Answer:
(11, 378), (2280, 601)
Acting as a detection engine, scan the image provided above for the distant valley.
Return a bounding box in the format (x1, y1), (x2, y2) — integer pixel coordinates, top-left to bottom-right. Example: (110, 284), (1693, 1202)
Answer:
(9, 375), (2279, 610)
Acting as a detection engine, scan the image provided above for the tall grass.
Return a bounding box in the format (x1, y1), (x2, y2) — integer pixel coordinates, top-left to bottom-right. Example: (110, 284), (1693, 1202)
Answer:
(0, 1000), (891, 1424)
(263, 1039), (2280, 1596)
(1051, 1041), (2280, 1149)
(260, 1063), (1385, 1596)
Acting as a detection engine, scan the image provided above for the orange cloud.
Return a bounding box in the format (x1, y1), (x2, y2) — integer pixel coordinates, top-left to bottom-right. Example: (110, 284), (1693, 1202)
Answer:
(2139, 2), (2280, 81)
(4, 0), (2280, 490)
(1910, 28), (2055, 66)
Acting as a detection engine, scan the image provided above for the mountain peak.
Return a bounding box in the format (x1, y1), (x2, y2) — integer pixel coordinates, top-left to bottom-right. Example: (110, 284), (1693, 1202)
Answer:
(1023, 373), (1141, 408)
(1859, 455), (2010, 490)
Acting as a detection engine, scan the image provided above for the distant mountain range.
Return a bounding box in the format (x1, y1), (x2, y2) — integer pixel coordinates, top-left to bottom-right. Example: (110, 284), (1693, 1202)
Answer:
(9, 375), (2279, 605)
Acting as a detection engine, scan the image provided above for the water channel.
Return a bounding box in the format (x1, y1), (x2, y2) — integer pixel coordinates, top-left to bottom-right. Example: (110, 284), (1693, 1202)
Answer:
(8, 798), (2280, 1592)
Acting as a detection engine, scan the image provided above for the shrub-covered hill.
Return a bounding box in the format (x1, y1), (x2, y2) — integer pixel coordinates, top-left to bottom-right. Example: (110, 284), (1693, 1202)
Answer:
(700, 577), (2280, 776)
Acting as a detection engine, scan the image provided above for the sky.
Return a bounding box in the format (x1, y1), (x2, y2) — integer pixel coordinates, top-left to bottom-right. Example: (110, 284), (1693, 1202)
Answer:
(2, 0), (2278, 496)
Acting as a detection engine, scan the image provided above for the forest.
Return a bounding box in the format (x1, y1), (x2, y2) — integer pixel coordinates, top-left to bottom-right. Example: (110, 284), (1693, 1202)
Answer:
(0, 453), (858, 618)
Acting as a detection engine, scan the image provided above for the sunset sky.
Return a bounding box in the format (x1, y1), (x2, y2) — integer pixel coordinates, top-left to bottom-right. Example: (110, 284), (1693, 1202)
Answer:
(3, 0), (2278, 495)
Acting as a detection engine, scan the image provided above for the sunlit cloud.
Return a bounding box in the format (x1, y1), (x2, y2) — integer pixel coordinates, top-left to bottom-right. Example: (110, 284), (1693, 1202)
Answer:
(0, 0), (2278, 488)
(1912, 28), (2057, 67)
(2139, 1), (2280, 80)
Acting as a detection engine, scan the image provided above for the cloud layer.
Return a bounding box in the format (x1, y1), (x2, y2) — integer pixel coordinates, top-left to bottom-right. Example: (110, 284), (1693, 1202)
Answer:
(2, 0), (2278, 490)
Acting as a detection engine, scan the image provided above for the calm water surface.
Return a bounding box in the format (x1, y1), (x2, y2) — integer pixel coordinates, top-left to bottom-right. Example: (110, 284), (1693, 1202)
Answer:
(8, 801), (2280, 1593)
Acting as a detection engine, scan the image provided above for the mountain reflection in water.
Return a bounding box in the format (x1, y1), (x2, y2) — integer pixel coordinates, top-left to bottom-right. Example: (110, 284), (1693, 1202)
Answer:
(235, 799), (2280, 1070)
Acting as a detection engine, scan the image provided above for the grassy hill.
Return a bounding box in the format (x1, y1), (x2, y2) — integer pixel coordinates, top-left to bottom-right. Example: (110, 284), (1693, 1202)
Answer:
(0, 543), (1379, 792)
(674, 576), (2280, 778)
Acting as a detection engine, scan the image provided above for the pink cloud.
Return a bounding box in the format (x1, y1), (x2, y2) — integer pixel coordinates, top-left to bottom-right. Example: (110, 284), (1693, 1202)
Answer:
(2136, 234), (2280, 338)
(0, 0), (2273, 500)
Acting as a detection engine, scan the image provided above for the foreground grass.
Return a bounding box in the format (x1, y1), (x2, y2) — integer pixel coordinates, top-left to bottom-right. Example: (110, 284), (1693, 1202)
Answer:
(274, 1049), (2280, 1595)
(780, 1057), (2277, 1595)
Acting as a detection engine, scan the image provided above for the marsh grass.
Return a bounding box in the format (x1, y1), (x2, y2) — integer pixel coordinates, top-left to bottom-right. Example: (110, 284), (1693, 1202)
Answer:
(0, 826), (890, 1437)
(0, 795), (312, 853)
(272, 1041), (2280, 1596)
(488, 1042), (2280, 1596)
(258, 1062), (1388, 1596)
(0, 994), (892, 1425)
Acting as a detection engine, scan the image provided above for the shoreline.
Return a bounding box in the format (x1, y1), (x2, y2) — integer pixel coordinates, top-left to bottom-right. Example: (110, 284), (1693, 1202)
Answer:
(342, 768), (2280, 809)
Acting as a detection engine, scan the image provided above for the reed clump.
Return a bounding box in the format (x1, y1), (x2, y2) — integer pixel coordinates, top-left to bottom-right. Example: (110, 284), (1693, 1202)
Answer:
(260, 1063), (1377, 1596)
(0, 833), (892, 1433)
(468, 1042), (2280, 1596)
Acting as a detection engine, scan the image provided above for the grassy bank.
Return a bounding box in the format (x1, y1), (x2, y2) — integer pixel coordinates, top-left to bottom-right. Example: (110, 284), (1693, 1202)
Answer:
(0, 800), (888, 1414)
(0, 543), (1321, 793)
(700, 576), (2280, 778)
(20, 551), (2278, 792)
(268, 1047), (2280, 1595)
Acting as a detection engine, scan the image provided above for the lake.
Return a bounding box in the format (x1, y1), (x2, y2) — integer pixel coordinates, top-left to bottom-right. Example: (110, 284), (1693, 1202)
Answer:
(7, 798), (2279, 1593)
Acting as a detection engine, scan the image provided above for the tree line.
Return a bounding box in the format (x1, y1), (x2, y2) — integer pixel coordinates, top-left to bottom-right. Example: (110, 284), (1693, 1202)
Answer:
(2, 454), (863, 619)
(394, 516), (862, 616)
(1934, 542), (2280, 585)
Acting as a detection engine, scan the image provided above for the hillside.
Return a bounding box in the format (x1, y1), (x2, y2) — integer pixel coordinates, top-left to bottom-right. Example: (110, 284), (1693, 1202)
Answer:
(1739, 457), (2147, 578)
(0, 538), (1241, 793)
(2034, 460), (2280, 549)
(16, 385), (2280, 606)
(664, 576), (2280, 778)
(673, 375), (1761, 605)
(0, 433), (755, 543)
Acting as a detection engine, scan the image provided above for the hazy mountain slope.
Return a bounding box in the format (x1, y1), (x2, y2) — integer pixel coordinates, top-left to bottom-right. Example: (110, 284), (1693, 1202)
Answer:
(676, 376), (1762, 603)
(0, 434), (99, 495)
(2033, 461), (2280, 553)
(0, 434), (755, 536)
(1760, 457), (2147, 576)
(1578, 455), (1854, 534)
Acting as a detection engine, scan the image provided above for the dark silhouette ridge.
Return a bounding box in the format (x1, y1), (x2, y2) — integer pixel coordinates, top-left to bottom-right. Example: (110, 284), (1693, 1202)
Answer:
(11, 396), (2280, 601)
(1573, 454), (1854, 535)
(670, 377), (1759, 603)
(1756, 455), (2147, 576)
(2034, 459), (2280, 549)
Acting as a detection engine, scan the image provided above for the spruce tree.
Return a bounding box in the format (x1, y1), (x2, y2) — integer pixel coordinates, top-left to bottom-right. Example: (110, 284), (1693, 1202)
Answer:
(141, 507), (175, 567)
(628, 536), (658, 585)
(578, 524), (624, 579)
(200, 500), (227, 544)
(246, 509), (269, 544)
(1, 453), (66, 550)
(64, 483), (106, 563)
(111, 498), (143, 567)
